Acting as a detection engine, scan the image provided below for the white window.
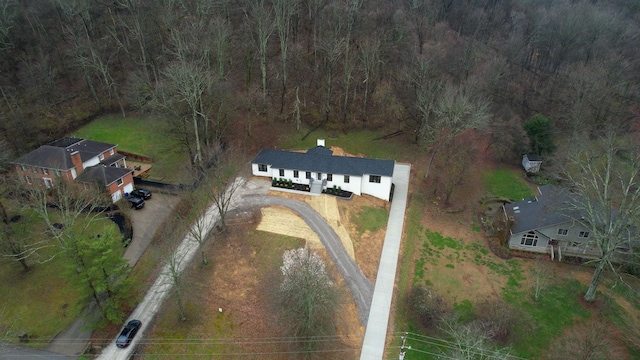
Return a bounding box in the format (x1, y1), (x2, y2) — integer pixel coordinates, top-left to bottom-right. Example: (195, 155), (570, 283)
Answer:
(110, 149), (115, 155)
(42, 168), (48, 175)
(327, 174), (333, 181)
(557, 228), (568, 236)
(20, 165), (26, 171)
(258, 164), (267, 172)
(99, 153), (105, 161)
(369, 175), (381, 183)
(579, 231), (590, 238)
(117, 178), (123, 186)
(520, 231), (538, 246)
(71, 169), (77, 179)
(43, 178), (53, 189)
(25, 175), (31, 184)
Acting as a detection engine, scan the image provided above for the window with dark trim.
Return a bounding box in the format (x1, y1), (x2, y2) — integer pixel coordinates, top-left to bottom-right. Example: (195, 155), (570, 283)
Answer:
(258, 164), (267, 172)
(327, 174), (333, 181)
(306, 171), (311, 179)
(294, 170), (299, 178)
(579, 231), (590, 238)
(369, 175), (381, 183)
(279, 169), (285, 177)
(557, 228), (568, 236)
(520, 231), (538, 246)
(344, 175), (350, 183)
(117, 178), (123, 186)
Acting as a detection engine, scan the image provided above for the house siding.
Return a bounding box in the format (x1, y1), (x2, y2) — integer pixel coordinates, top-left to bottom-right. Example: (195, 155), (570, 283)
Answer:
(509, 222), (601, 258)
(361, 174), (392, 201)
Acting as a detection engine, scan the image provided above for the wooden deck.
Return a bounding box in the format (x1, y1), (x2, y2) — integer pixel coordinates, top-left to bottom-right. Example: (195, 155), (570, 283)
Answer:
(127, 160), (152, 178)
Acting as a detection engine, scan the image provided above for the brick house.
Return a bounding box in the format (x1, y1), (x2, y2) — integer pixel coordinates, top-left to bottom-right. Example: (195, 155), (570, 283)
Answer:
(11, 137), (134, 203)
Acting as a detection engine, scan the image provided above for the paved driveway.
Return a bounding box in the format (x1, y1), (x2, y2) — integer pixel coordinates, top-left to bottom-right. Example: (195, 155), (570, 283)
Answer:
(360, 163), (411, 359)
(123, 192), (182, 267)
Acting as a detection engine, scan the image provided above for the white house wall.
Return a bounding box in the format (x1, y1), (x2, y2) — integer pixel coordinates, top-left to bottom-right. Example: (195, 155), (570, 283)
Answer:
(83, 157), (101, 169)
(251, 162), (392, 201)
(252, 163), (273, 177)
(361, 174), (392, 201)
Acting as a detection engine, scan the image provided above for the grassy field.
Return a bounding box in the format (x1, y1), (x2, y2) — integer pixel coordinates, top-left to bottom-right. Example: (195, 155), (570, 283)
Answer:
(73, 115), (189, 183)
(280, 128), (412, 161)
(483, 169), (535, 200)
(0, 206), (121, 346)
(394, 166), (640, 358)
(141, 230), (305, 358)
(354, 206), (389, 234)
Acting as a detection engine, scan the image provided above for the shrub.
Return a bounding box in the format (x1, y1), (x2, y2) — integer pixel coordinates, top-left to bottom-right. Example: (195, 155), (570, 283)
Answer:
(406, 285), (447, 330)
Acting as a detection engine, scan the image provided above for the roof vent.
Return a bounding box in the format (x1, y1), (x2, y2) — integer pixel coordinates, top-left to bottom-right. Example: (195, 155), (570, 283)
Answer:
(317, 138), (325, 147)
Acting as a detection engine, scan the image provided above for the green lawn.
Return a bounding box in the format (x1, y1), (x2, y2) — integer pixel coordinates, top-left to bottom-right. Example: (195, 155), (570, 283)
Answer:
(354, 206), (389, 234)
(0, 208), (121, 346)
(483, 169), (535, 200)
(73, 115), (189, 183)
(280, 128), (413, 160)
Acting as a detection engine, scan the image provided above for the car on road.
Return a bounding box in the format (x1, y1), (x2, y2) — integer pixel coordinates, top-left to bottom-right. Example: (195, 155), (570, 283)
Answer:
(127, 196), (145, 210)
(116, 319), (142, 348)
(131, 188), (152, 200)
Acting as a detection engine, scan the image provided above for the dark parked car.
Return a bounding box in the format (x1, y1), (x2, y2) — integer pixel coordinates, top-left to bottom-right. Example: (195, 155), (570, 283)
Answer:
(116, 319), (142, 348)
(126, 196), (145, 210)
(131, 188), (152, 200)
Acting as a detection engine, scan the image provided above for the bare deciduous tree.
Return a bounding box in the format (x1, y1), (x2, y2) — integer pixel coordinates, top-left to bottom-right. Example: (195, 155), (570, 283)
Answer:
(560, 133), (640, 302)
(245, 0), (274, 112)
(437, 315), (513, 360)
(277, 247), (338, 350)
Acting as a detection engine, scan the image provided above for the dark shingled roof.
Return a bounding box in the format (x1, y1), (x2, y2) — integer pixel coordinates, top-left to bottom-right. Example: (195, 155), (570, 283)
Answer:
(12, 146), (75, 170)
(76, 165), (132, 186)
(12, 138), (117, 169)
(63, 138), (116, 162)
(505, 185), (583, 234)
(252, 147), (394, 177)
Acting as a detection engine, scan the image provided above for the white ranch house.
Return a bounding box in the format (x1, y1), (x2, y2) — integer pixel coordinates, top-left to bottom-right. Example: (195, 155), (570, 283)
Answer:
(251, 140), (395, 201)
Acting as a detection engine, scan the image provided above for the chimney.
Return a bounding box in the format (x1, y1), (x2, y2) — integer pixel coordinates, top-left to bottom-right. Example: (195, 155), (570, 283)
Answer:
(70, 151), (83, 174)
(317, 138), (325, 147)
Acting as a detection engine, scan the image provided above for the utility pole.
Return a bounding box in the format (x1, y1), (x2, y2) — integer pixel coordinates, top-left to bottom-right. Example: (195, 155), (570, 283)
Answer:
(399, 332), (411, 360)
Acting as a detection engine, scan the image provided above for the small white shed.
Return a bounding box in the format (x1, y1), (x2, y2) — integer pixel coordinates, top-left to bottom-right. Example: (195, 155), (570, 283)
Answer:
(522, 154), (542, 173)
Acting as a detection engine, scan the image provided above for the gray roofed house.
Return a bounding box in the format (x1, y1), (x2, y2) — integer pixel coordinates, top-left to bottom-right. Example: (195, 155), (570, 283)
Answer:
(77, 164), (133, 187)
(503, 184), (636, 261)
(251, 139), (396, 201)
(12, 145), (75, 170)
(11, 137), (135, 203)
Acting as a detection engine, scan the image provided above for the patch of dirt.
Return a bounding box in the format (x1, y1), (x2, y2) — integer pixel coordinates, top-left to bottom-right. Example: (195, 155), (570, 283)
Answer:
(256, 206), (323, 250)
(197, 217), (361, 358)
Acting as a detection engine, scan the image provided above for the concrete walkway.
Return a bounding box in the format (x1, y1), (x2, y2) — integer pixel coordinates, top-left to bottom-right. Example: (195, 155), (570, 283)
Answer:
(360, 163), (411, 360)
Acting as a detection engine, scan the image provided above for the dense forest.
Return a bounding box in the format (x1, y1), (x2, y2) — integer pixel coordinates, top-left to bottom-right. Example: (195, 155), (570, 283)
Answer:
(0, 0), (639, 167)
